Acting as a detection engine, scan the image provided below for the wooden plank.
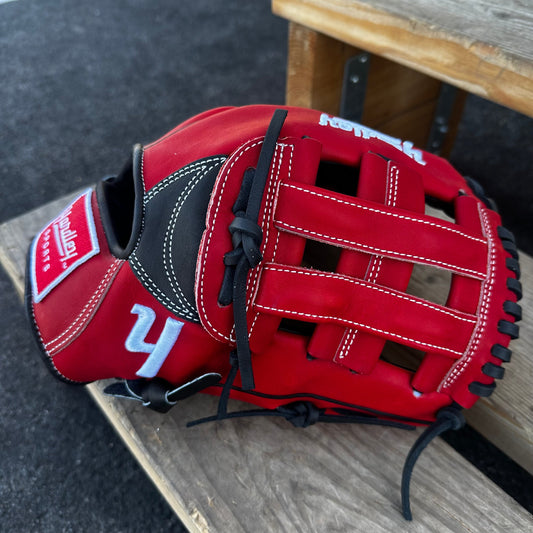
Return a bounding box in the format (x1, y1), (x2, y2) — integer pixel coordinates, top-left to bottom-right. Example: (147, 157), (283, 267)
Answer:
(1, 198), (532, 531)
(286, 23), (466, 155)
(273, 0), (533, 118)
(286, 22), (353, 114)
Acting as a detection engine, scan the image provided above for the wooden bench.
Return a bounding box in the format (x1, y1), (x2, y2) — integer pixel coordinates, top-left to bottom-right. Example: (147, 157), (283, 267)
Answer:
(272, 0), (533, 156)
(1, 198), (532, 529)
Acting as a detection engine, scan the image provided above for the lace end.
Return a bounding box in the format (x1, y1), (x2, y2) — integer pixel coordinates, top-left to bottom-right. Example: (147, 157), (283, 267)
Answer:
(401, 406), (465, 520)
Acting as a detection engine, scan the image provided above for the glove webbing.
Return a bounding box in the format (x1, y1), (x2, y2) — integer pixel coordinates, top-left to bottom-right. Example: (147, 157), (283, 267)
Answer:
(218, 109), (288, 390)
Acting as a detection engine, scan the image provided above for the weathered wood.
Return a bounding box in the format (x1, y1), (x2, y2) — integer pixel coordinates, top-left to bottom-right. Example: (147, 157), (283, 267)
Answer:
(286, 22), (353, 114)
(286, 22), (466, 155)
(1, 198), (532, 532)
(273, 0), (533, 118)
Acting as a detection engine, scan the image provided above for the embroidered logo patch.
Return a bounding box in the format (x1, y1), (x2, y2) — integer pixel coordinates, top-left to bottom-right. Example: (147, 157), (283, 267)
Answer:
(31, 190), (100, 302)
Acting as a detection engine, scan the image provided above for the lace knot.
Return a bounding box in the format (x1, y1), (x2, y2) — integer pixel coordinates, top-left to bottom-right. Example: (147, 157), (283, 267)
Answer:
(228, 213), (263, 269)
(436, 405), (465, 430)
(278, 401), (322, 428)
(217, 109), (288, 391)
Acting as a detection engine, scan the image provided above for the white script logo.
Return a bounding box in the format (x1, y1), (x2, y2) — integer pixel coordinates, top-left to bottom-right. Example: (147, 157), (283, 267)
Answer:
(318, 113), (426, 166)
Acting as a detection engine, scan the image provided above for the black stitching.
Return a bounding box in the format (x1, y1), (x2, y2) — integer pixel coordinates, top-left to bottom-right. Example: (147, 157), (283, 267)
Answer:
(503, 300), (522, 321)
(507, 278), (523, 300)
(498, 319), (519, 339)
(468, 381), (496, 397)
(482, 362), (505, 379)
(491, 344), (512, 362)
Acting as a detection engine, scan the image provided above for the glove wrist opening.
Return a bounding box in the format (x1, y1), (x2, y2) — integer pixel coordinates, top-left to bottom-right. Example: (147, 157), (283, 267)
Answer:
(97, 143), (144, 259)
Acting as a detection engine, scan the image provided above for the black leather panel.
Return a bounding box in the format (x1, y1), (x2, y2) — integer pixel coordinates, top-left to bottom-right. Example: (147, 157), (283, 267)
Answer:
(130, 156), (226, 322)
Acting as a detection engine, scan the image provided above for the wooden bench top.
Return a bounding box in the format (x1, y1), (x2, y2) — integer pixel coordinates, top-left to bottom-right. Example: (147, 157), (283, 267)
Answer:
(272, 0), (533, 118)
(1, 194), (532, 531)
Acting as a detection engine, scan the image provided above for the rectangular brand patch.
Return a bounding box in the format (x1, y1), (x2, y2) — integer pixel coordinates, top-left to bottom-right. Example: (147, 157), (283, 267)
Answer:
(31, 190), (100, 303)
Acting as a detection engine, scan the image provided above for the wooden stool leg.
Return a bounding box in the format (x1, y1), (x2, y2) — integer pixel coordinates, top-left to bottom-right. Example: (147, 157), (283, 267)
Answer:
(286, 22), (354, 114)
(285, 22), (466, 157)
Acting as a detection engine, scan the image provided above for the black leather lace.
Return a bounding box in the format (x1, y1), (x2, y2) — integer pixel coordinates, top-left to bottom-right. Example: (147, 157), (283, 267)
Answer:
(187, 352), (417, 431)
(217, 108), (288, 390)
(401, 406), (465, 520)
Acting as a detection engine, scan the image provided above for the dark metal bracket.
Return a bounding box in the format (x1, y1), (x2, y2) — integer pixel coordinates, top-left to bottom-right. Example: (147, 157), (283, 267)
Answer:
(341, 55), (459, 155)
(340, 53), (370, 122)
(426, 83), (458, 154)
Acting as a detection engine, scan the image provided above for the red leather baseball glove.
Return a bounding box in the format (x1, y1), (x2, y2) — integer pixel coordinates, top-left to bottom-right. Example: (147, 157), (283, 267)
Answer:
(26, 105), (521, 519)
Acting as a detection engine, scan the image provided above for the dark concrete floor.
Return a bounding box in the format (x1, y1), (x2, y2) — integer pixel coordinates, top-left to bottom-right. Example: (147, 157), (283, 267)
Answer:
(1, 1), (531, 531)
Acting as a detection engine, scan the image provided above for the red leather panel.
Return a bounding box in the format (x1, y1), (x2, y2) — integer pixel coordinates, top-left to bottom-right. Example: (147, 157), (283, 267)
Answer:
(439, 207), (517, 407)
(196, 136), (321, 348)
(50, 264), (225, 384)
(274, 182), (488, 280)
(309, 153), (427, 374)
(412, 195), (484, 393)
(255, 264), (477, 358)
(223, 331), (450, 422)
(28, 104), (519, 424)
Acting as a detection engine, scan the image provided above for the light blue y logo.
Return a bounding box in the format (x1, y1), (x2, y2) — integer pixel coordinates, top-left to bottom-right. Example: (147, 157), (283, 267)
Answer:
(125, 303), (184, 378)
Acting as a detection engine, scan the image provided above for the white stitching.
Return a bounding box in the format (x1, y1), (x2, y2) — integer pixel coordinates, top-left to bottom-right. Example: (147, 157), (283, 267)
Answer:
(265, 265), (477, 324)
(439, 205), (495, 390)
(275, 219), (486, 279)
(130, 255), (198, 320)
(337, 328), (357, 361)
(337, 165), (400, 360)
(248, 144), (293, 339)
(246, 145), (283, 310)
(198, 139), (265, 341)
(281, 182), (486, 244)
(338, 164), (399, 359)
(145, 157), (225, 201)
(46, 260), (122, 351)
(337, 254), (384, 361)
(163, 161), (224, 314)
(388, 165), (399, 207)
(133, 157), (225, 321)
(30, 302), (77, 383)
(226, 144), (284, 344)
(368, 256), (384, 281)
(46, 260), (123, 353)
(254, 302), (463, 356)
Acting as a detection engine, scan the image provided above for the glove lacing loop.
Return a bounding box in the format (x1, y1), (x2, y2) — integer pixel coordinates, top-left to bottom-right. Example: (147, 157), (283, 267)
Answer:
(217, 109), (288, 391)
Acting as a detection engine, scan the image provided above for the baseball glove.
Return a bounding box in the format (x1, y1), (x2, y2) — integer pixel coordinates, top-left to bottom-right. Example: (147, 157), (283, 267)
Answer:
(26, 105), (521, 519)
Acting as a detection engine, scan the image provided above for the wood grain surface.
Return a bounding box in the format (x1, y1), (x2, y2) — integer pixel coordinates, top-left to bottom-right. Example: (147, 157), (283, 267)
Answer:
(273, 0), (533, 117)
(1, 197), (532, 532)
(285, 23), (466, 155)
